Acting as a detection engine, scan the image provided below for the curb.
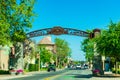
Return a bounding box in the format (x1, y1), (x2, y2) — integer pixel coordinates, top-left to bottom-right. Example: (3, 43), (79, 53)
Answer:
(0, 71), (47, 80)
(0, 69), (65, 80)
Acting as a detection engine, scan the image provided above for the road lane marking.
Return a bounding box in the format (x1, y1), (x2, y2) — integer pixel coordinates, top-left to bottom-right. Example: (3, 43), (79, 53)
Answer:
(44, 71), (70, 80)
(44, 78), (49, 80)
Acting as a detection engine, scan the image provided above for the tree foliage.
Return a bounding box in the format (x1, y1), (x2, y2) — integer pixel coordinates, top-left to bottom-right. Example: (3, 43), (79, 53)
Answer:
(0, 0), (36, 45)
(81, 30), (95, 61)
(96, 21), (120, 60)
(55, 38), (71, 67)
(39, 47), (52, 64)
(95, 21), (120, 73)
(81, 37), (94, 61)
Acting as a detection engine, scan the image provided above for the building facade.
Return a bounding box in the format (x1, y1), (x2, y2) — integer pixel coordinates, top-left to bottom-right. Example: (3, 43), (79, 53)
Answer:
(0, 45), (11, 70)
(38, 36), (56, 64)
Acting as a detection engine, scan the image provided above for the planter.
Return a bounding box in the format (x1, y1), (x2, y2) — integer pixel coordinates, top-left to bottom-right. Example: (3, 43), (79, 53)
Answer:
(10, 71), (16, 75)
(93, 72), (100, 76)
(92, 69), (100, 76)
(16, 69), (23, 75)
(17, 72), (23, 75)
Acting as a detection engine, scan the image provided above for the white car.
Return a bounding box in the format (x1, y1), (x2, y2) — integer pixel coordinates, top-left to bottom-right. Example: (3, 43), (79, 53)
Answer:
(76, 65), (81, 69)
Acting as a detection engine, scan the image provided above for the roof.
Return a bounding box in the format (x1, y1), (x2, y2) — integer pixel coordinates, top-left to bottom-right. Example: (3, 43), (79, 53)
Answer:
(39, 36), (54, 45)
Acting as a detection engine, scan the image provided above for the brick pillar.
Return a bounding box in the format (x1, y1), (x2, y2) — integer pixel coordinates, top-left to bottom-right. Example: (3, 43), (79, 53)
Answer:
(93, 29), (104, 75)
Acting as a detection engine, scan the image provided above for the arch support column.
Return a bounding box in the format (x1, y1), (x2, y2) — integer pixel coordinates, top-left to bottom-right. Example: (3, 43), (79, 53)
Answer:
(92, 29), (104, 75)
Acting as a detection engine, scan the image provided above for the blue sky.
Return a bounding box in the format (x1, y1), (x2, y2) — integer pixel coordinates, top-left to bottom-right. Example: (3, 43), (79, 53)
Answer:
(29, 0), (120, 61)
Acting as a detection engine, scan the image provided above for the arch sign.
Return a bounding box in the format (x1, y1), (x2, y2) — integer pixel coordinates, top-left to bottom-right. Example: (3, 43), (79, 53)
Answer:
(27, 26), (91, 38)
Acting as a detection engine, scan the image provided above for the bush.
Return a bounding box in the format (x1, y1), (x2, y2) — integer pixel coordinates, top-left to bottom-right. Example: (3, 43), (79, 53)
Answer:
(40, 68), (47, 71)
(117, 69), (120, 74)
(0, 70), (9, 74)
(24, 69), (29, 72)
(112, 68), (115, 73)
(29, 64), (39, 71)
(111, 68), (120, 74)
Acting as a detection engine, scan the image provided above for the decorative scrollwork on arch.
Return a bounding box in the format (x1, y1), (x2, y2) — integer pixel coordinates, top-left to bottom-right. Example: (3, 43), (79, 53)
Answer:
(26, 26), (89, 38)
(48, 26), (67, 35)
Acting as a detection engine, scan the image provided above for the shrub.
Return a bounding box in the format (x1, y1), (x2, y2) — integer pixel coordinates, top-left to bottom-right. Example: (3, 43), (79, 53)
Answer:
(40, 68), (47, 71)
(0, 70), (9, 74)
(117, 69), (120, 74)
(29, 64), (39, 71)
(112, 68), (115, 73)
(24, 69), (29, 72)
(111, 68), (120, 74)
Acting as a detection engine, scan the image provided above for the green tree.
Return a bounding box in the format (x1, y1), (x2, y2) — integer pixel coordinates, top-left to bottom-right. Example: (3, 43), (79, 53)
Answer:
(39, 47), (52, 65)
(55, 38), (71, 68)
(81, 34), (94, 62)
(0, 0), (11, 45)
(96, 21), (120, 73)
(96, 22), (120, 59)
(0, 0), (36, 45)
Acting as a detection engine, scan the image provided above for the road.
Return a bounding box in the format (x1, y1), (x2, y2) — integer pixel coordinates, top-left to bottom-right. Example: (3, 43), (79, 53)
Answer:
(2, 69), (120, 80)
(8, 69), (68, 80)
(52, 69), (92, 80)
(52, 69), (120, 80)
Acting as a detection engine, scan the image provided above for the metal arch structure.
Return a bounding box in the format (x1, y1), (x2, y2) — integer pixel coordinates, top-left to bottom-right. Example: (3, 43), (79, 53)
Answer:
(26, 26), (90, 38)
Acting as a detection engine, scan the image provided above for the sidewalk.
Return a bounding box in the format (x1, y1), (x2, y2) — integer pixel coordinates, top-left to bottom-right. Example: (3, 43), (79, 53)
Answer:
(0, 69), (64, 80)
(0, 71), (45, 80)
(1, 70), (120, 80)
(100, 71), (120, 77)
(91, 71), (120, 80)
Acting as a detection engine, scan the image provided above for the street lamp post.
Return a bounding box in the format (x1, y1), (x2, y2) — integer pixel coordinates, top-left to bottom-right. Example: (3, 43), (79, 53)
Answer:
(21, 42), (24, 70)
(10, 46), (15, 68)
(37, 53), (40, 71)
(38, 53), (40, 71)
(0, 46), (1, 69)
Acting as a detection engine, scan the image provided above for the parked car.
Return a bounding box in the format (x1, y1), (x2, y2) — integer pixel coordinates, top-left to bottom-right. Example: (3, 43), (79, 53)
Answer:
(70, 65), (76, 69)
(84, 64), (89, 69)
(76, 65), (81, 69)
(47, 63), (56, 72)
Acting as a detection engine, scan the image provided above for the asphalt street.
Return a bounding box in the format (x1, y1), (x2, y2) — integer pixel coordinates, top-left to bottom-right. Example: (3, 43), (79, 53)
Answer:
(52, 69), (120, 80)
(52, 69), (92, 80)
(1, 69), (120, 80)
(7, 69), (68, 80)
